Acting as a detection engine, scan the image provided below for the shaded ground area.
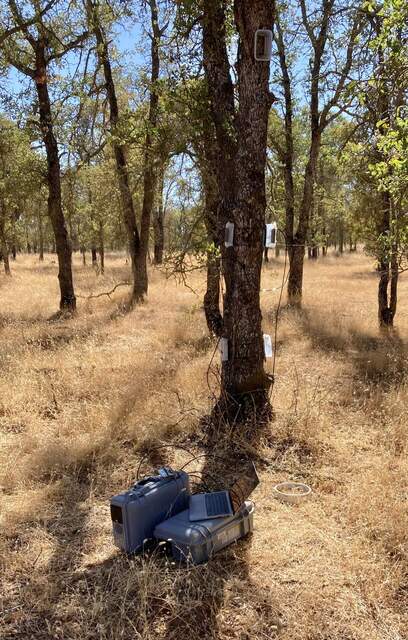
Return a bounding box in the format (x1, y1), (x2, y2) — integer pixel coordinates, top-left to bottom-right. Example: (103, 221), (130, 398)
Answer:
(0, 252), (407, 640)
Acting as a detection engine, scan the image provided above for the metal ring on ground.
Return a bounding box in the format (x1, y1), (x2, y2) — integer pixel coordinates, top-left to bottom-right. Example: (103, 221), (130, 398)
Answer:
(272, 481), (312, 504)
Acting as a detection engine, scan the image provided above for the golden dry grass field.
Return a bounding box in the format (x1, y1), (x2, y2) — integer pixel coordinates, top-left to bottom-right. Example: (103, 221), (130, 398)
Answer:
(0, 251), (407, 640)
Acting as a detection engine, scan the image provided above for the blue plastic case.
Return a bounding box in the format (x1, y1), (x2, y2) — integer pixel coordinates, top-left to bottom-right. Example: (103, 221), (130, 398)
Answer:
(110, 470), (190, 553)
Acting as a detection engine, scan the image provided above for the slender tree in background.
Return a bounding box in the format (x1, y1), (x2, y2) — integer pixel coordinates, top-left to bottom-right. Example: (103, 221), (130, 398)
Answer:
(366, 1), (408, 327)
(0, 0), (85, 311)
(86, 0), (164, 301)
(202, 0), (275, 419)
(272, 0), (363, 305)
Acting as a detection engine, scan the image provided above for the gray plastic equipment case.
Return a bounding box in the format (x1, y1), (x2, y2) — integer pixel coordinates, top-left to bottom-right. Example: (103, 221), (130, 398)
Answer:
(110, 470), (190, 554)
(154, 500), (254, 564)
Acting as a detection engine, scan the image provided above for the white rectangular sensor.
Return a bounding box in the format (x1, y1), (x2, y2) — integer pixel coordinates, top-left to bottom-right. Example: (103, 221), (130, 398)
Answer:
(219, 337), (228, 362)
(265, 222), (277, 248)
(254, 29), (273, 61)
(263, 334), (273, 358)
(225, 222), (234, 248)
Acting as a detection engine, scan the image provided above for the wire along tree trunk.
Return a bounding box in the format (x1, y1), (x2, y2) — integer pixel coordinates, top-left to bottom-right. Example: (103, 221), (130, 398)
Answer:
(202, 0), (274, 420)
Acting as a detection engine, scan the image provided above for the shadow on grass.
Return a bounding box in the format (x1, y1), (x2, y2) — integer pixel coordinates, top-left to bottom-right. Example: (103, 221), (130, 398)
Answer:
(298, 307), (408, 388)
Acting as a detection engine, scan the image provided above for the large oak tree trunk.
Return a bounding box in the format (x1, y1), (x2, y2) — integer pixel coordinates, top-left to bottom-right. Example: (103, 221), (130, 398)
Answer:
(35, 45), (75, 311)
(203, 0), (274, 419)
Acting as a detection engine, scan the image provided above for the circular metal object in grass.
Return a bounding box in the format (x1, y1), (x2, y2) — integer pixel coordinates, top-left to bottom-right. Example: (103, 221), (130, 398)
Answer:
(272, 481), (312, 504)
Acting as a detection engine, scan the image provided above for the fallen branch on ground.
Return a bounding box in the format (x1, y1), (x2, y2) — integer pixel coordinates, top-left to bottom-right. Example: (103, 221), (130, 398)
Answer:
(77, 281), (131, 300)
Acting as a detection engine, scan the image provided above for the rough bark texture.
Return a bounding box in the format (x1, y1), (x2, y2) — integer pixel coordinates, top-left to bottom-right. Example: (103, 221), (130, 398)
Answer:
(194, 112), (224, 338)
(35, 43), (76, 311)
(202, 0), (274, 418)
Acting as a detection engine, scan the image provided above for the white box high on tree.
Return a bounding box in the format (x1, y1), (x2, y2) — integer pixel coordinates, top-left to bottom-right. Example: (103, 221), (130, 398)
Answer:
(254, 29), (273, 61)
(265, 222), (277, 248)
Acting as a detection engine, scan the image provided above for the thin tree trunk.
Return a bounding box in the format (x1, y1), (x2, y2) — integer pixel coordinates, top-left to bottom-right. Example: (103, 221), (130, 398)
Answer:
(87, 0), (141, 300)
(287, 129), (320, 304)
(38, 205), (44, 261)
(339, 222), (344, 254)
(99, 221), (104, 275)
(35, 43), (75, 311)
(0, 203), (11, 275)
(378, 192), (398, 327)
(153, 166), (165, 264)
(134, 0), (161, 299)
(0, 230), (11, 275)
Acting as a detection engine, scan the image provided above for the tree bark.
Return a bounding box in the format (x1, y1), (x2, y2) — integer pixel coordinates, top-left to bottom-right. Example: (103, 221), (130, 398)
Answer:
(202, 0), (274, 418)
(287, 128), (321, 304)
(38, 204), (44, 261)
(0, 230), (11, 275)
(35, 43), (76, 311)
(153, 166), (165, 264)
(134, 0), (161, 299)
(378, 192), (398, 327)
(98, 221), (104, 275)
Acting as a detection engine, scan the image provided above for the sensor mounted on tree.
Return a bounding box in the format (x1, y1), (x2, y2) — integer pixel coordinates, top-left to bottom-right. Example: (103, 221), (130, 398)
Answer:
(254, 29), (273, 61)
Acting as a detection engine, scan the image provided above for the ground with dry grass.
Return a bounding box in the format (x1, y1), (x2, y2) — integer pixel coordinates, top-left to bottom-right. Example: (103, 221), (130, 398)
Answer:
(0, 251), (407, 640)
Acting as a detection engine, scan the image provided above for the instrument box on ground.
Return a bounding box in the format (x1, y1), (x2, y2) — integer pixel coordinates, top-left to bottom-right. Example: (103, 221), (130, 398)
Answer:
(110, 470), (190, 554)
(154, 500), (254, 564)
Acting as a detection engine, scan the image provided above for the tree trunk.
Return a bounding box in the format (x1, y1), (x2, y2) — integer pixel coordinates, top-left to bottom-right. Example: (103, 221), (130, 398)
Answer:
(35, 43), (75, 311)
(378, 192), (398, 327)
(338, 222), (344, 254)
(99, 221), (105, 275)
(91, 247), (97, 266)
(203, 0), (274, 418)
(287, 127), (321, 304)
(0, 230), (11, 275)
(153, 166), (165, 264)
(81, 247), (86, 265)
(38, 205), (44, 261)
(0, 203), (11, 275)
(87, 0), (141, 300)
(134, 0), (161, 299)
(287, 244), (305, 303)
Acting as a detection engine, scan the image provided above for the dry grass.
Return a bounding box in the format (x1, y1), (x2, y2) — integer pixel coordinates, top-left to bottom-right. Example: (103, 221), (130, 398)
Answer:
(1, 250), (408, 640)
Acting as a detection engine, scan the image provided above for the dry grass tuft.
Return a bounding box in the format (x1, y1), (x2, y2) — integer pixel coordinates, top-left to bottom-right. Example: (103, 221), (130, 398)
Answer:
(1, 251), (408, 640)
